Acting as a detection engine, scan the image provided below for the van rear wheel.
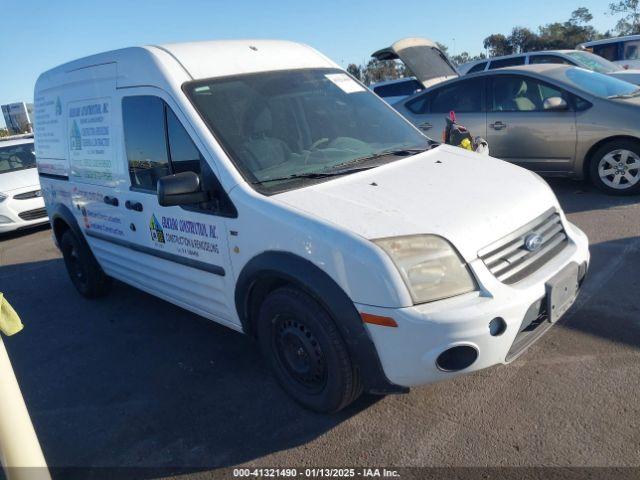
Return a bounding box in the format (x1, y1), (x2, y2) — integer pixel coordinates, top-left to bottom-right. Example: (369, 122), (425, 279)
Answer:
(60, 230), (111, 298)
(257, 286), (362, 413)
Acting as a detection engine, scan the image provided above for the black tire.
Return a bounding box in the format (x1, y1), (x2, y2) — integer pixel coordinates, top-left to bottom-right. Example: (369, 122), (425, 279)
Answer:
(257, 286), (362, 413)
(589, 140), (640, 196)
(60, 230), (111, 298)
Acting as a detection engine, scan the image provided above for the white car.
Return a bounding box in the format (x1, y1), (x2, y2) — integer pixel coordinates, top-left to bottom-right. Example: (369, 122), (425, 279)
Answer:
(459, 49), (640, 85)
(0, 137), (48, 234)
(35, 40), (589, 412)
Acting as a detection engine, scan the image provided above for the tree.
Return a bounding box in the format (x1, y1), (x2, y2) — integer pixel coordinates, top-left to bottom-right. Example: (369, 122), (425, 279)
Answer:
(346, 63), (362, 81)
(361, 58), (402, 85)
(509, 27), (540, 53)
(483, 34), (513, 56)
(609, 0), (640, 34)
(449, 51), (486, 66)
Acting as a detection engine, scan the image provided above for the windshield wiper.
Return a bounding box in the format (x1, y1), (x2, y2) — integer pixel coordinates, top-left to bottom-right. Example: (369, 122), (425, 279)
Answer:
(326, 147), (431, 171)
(609, 89), (640, 99)
(252, 166), (376, 185)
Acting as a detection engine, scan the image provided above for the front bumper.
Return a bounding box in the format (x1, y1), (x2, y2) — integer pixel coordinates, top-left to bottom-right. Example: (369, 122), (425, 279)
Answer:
(358, 221), (590, 388)
(0, 191), (48, 234)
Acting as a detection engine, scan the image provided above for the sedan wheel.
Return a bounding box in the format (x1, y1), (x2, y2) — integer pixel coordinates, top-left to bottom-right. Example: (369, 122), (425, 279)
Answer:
(590, 141), (640, 195)
(598, 149), (640, 190)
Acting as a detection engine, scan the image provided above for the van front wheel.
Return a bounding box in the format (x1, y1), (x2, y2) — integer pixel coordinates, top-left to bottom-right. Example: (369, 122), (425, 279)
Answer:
(60, 230), (111, 298)
(257, 287), (362, 413)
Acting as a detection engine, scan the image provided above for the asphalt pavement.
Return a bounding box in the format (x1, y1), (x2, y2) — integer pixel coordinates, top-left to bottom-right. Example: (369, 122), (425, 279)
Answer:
(0, 178), (639, 479)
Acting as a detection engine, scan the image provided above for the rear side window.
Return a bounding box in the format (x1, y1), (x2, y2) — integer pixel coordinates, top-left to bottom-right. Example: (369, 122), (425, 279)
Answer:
(373, 79), (423, 98)
(623, 40), (640, 60)
(592, 43), (621, 62)
(408, 79), (483, 114)
(488, 57), (526, 69)
(467, 62), (487, 73)
(123, 96), (202, 191)
(430, 79), (484, 113)
(529, 55), (572, 65)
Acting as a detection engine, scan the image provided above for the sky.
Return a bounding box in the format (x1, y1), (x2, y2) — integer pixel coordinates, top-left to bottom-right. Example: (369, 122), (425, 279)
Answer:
(0, 0), (620, 128)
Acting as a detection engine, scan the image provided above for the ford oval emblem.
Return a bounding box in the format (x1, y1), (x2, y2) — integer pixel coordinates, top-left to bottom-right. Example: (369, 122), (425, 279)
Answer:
(524, 233), (544, 252)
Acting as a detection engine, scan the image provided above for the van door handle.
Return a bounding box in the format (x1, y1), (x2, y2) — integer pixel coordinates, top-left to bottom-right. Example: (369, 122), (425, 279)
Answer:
(103, 196), (119, 207)
(490, 121), (507, 130)
(418, 122), (432, 131)
(125, 200), (144, 212)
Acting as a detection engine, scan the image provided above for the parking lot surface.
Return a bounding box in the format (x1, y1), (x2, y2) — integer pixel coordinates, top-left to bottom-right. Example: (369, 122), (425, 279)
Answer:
(1, 179), (639, 478)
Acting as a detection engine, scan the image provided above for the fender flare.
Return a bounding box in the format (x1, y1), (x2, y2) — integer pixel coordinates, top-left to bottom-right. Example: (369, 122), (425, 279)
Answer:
(235, 251), (407, 394)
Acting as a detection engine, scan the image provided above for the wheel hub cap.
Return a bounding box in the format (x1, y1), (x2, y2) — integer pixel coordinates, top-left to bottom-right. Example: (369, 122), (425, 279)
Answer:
(598, 149), (640, 190)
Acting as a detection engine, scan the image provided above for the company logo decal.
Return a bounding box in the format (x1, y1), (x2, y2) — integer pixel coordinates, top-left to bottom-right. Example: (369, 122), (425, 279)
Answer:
(524, 233), (544, 252)
(149, 214), (165, 244)
(69, 120), (82, 151)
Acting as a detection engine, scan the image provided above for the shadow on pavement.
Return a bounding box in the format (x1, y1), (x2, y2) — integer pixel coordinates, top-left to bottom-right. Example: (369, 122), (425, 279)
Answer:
(546, 178), (640, 214)
(1, 258), (379, 479)
(558, 235), (640, 350)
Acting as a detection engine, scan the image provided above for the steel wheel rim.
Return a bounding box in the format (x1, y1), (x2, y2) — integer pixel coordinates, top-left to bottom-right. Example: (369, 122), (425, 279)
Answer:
(598, 149), (640, 189)
(66, 244), (85, 285)
(272, 314), (327, 393)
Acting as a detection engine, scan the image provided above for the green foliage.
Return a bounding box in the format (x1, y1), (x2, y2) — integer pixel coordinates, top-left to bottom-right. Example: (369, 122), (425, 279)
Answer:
(609, 0), (640, 34)
(483, 8), (605, 56)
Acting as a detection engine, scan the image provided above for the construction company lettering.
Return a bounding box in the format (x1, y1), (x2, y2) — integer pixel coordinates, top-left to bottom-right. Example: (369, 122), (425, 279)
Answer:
(149, 214), (220, 258)
(68, 98), (113, 184)
(34, 94), (68, 176)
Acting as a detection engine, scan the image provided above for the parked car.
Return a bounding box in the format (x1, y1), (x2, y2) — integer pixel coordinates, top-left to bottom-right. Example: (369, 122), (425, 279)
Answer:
(377, 38), (640, 194)
(459, 50), (640, 85)
(578, 35), (640, 70)
(36, 40), (589, 412)
(0, 136), (48, 234)
(370, 77), (424, 104)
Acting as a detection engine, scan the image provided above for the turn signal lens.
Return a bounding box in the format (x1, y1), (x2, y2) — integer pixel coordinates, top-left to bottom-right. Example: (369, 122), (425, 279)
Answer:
(361, 313), (398, 328)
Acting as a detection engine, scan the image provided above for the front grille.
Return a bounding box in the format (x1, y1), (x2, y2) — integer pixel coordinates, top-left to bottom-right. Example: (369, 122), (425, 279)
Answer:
(14, 190), (42, 200)
(479, 209), (568, 284)
(18, 207), (48, 221)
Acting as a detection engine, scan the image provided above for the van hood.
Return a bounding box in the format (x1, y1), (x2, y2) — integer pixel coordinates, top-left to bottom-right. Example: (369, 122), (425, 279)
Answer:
(0, 168), (40, 193)
(371, 37), (459, 88)
(275, 146), (559, 261)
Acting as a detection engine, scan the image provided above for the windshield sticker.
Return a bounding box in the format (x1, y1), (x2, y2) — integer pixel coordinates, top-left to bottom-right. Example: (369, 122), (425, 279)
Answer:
(68, 98), (114, 185)
(325, 73), (366, 94)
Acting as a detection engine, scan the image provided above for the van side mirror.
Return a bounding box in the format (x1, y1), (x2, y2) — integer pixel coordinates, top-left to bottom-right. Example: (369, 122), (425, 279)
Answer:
(543, 97), (568, 111)
(157, 171), (209, 207)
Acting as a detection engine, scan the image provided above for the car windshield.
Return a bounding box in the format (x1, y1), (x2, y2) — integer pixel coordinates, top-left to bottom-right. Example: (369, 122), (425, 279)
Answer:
(185, 68), (431, 193)
(565, 51), (622, 74)
(0, 142), (36, 174)
(564, 67), (640, 98)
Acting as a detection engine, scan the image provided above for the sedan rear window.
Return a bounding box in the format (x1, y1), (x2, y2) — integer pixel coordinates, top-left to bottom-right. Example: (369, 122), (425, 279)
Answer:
(488, 57), (526, 69)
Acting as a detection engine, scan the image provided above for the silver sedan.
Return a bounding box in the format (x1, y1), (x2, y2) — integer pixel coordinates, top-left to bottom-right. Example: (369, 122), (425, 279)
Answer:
(391, 64), (640, 195)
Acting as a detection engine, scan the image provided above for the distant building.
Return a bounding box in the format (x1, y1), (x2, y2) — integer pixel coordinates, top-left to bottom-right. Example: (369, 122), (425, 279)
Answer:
(1, 102), (34, 134)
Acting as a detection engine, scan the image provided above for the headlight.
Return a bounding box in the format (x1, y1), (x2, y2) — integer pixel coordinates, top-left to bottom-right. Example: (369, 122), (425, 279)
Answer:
(0, 193), (7, 203)
(374, 235), (476, 304)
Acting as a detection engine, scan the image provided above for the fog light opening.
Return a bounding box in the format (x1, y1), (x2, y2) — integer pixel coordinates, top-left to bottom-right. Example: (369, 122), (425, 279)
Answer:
(489, 317), (507, 337)
(436, 345), (478, 372)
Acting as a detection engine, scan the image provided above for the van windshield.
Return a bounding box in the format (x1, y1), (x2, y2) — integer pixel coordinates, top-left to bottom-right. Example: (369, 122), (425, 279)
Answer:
(0, 143), (36, 174)
(185, 68), (431, 193)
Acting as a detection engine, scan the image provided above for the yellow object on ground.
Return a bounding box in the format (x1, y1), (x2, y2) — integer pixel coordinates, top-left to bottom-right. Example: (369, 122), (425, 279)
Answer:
(0, 295), (50, 480)
(0, 294), (24, 337)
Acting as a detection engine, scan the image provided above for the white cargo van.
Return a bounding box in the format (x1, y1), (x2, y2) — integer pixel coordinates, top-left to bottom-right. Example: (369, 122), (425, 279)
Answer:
(35, 40), (590, 412)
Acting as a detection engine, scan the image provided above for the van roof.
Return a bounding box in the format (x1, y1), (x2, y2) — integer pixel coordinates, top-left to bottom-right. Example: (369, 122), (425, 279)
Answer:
(579, 35), (640, 47)
(37, 39), (337, 90)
